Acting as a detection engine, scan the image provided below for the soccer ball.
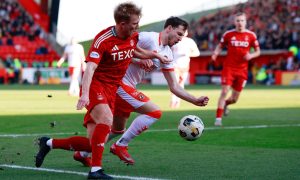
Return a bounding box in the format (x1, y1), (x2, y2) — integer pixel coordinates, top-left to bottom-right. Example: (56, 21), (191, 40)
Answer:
(178, 115), (204, 141)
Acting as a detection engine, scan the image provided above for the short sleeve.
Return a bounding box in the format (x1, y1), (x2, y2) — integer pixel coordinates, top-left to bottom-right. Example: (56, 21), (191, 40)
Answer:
(220, 33), (228, 48)
(85, 29), (112, 64)
(251, 33), (260, 48)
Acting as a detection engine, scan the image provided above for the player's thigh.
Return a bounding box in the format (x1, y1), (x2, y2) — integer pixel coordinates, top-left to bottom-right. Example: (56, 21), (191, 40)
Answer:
(116, 83), (150, 111)
(220, 85), (231, 97)
(135, 101), (160, 114)
(71, 67), (81, 79)
(231, 89), (241, 101)
(90, 103), (113, 125)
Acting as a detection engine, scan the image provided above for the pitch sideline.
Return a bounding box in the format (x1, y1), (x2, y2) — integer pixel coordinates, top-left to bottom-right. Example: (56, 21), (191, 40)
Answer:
(0, 124), (299, 138)
(0, 164), (168, 180)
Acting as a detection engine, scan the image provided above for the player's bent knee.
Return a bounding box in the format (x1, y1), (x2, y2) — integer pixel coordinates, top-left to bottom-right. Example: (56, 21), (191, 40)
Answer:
(146, 110), (162, 119)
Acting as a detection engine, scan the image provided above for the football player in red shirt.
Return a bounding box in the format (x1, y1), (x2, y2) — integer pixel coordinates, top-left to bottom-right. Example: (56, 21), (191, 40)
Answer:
(211, 12), (260, 126)
(35, 2), (169, 179)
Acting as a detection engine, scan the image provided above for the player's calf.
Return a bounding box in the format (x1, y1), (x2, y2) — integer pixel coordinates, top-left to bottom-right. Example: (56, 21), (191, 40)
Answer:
(73, 151), (92, 167)
(223, 105), (230, 116)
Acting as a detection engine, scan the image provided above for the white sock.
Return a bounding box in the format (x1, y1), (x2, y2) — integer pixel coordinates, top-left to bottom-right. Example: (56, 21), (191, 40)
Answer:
(91, 167), (101, 172)
(79, 151), (90, 158)
(116, 114), (157, 146)
(215, 118), (222, 121)
(46, 139), (53, 149)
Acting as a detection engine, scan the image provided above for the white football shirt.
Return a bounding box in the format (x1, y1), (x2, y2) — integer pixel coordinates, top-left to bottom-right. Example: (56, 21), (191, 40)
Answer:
(64, 43), (85, 67)
(122, 32), (174, 87)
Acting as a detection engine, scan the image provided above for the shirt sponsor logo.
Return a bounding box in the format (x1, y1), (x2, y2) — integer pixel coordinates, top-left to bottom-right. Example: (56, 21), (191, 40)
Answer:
(230, 40), (249, 47)
(111, 49), (135, 61)
(90, 51), (100, 58)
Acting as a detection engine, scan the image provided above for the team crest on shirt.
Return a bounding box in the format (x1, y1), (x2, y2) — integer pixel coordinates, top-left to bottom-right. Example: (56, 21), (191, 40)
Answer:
(130, 40), (135, 46)
(96, 93), (104, 100)
(138, 93), (145, 100)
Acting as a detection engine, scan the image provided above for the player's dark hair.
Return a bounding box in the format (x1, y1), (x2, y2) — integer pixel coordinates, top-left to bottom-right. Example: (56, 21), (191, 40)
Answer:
(235, 12), (246, 17)
(163, 16), (189, 31)
(114, 2), (142, 24)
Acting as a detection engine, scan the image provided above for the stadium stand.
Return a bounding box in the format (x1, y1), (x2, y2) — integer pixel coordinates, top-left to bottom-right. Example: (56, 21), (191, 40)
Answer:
(190, 0), (300, 51)
(0, 0), (60, 84)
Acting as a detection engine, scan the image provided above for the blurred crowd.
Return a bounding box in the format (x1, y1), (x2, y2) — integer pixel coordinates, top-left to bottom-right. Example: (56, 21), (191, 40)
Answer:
(188, 0), (300, 86)
(1, 0), (300, 85)
(0, 0), (55, 84)
(190, 0), (300, 51)
(247, 53), (299, 85)
(0, 0), (43, 44)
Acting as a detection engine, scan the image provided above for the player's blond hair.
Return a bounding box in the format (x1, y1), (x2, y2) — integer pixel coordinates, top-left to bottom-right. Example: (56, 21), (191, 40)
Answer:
(114, 2), (142, 24)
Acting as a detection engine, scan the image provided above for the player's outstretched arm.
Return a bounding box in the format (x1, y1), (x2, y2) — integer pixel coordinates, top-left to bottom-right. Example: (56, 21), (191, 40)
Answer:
(76, 62), (97, 110)
(163, 71), (209, 106)
(134, 46), (171, 64)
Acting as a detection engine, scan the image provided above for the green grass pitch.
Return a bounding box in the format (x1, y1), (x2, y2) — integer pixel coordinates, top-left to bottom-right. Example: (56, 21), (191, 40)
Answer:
(0, 84), (299, 180)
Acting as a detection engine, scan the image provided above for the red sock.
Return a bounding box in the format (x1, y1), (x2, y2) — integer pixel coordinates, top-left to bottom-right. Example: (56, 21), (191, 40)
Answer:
(91, 124), (110, 167)
(216, 108), (223, 118)
(52, 136), (91, 152)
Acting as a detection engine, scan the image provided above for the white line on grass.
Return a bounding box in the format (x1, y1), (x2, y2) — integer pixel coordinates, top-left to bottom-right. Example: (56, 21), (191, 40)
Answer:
(148, 123), (300, 132)
(0, 132), (82, 138)
(0, 124), (299, 138)
(0, 164), (168, 180)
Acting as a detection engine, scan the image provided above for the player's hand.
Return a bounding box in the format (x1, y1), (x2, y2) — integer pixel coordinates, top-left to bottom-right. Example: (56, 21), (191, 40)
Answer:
(194, 96), (209, 106)
(76, 94), (89, 110)
(157, 54), (171, 64)
(57, 62), (62, 68)
(243, 53), (252, 61)
(211, 53), (217, 61)
(139, 59), (155, 72)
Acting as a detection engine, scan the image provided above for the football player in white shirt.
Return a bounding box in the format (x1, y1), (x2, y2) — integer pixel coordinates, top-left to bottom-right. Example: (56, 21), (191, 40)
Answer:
(57, 37), (86, 96)
(170, 32), (200, 108)
(106, 17), (209, 165)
